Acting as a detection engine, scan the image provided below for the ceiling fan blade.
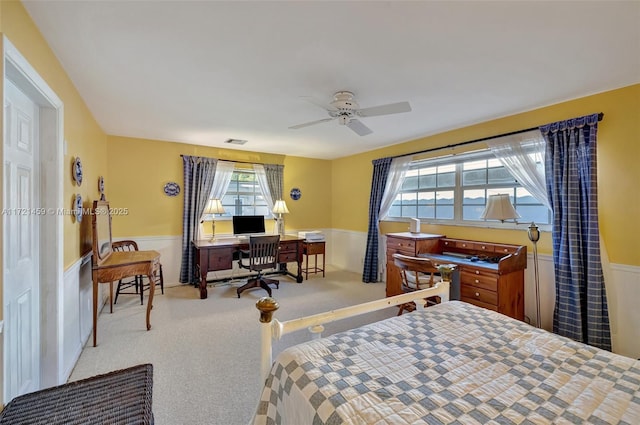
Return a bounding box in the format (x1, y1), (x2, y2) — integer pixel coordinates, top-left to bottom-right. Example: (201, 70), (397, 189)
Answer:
(288, 117), (334, 130)
(346, 119), (373, 136)
(357, 101), (411, 117)
(300, 96), (338, 112)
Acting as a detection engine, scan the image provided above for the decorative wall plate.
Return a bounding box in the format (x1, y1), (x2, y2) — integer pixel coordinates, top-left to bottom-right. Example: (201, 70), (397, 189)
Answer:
(290, 187), (301, 201)
(74, 194), (83, 223)
(98, 176), (106, 200)
(73, 157), (83, 186)
(164, 182), (180, 196)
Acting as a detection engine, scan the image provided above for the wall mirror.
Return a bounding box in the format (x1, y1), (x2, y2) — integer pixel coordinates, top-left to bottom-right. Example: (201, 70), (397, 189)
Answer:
(92, 200), (113, 263)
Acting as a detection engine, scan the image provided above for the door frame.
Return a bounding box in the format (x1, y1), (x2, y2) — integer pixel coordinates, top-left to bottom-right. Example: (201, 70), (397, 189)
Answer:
(3, 36), (64, 397)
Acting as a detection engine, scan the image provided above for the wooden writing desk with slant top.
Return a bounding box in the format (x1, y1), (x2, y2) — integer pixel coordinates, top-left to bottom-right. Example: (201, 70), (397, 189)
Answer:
(91, 200), (161, 346)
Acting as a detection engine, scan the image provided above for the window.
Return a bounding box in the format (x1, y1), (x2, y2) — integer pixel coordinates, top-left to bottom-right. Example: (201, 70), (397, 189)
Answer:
(220, 170), (272, 218)
(387, 150), (551, 226)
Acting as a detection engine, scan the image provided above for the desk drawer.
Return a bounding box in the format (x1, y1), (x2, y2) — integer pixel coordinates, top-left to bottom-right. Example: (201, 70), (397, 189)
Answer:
(460, 270), (498, 292)
(461, 285), (498, 306)
(493, 244), (518, 255)
(304, 242), (325, 255)
(279, 241), (299, 253)
(387, 237), (416, 255)
(208, 247), (234, 270)
(279, 252), (299, 263)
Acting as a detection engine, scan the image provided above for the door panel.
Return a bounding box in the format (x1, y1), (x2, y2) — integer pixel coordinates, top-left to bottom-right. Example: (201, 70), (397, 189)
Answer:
(4, 79), (40, 400)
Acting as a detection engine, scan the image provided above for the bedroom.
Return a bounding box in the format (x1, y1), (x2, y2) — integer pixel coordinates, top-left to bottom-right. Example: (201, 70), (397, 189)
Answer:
(0, 0), (639, 421)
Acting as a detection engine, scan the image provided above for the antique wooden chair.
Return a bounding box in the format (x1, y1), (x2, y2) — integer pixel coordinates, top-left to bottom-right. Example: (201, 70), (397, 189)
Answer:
(237, 235), (281, 298)
(393, 253), (441, 315)
(111, 240), (164, 307)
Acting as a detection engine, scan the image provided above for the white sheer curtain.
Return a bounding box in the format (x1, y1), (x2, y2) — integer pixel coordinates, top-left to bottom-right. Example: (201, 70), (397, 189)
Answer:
(208, 161), (235, 204)
(487, 129), (550, 210)
(379, 156), (412, 220)
(253, 164), (274, 211)
(198, 160), (234, 239)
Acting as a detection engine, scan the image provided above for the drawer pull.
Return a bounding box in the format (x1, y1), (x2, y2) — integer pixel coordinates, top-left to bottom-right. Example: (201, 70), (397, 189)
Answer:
(481, 245), (486, 249)
(475, 270), (480, 275)
(475, 292), (480, 297)
(475, 279), (480, 284)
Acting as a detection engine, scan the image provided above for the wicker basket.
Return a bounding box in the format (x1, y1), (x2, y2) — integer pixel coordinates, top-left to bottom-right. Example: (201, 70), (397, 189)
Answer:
(0, 363), (153, 424)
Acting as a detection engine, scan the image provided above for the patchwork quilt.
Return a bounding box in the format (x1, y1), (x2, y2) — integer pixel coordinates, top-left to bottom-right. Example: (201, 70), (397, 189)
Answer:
(253, 301), (640, 424)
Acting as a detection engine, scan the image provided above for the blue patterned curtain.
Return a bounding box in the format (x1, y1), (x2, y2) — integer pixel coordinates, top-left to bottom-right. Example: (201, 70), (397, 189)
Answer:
(179, 156), (217, 284)
(362, 157), (392, 282)
(541, 113), (611, 350)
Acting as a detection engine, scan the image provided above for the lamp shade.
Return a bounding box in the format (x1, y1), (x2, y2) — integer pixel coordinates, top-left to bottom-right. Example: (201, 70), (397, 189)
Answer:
(480, 194), (520, 222)
(272, 199), (289, 215)
(203, 198), (225, 216)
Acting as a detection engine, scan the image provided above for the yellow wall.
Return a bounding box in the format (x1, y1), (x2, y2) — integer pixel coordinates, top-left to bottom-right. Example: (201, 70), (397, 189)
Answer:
(333, 84), (640, 266)
(1, 0), (108, 267)
(2, 0), (637, 268)
(107, 136), (332, 237)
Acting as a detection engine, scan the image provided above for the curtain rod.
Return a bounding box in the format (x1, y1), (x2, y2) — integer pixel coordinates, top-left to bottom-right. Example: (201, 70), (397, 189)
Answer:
(388, 112), (604, 160)
(179, 155), (270, 166)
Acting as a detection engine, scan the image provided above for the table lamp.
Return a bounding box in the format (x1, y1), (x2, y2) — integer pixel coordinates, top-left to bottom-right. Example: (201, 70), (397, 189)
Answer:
(480, 193), (520, 223)
(272, 199), (289, 237)
(203, 199), (225, 241)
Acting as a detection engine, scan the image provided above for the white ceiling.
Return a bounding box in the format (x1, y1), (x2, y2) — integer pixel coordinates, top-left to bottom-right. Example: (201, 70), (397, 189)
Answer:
(22, 1), (640, 160)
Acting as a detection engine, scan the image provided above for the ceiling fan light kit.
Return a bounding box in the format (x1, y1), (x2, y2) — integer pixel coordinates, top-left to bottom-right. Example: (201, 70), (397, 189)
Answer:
(289, 91), (411, 136)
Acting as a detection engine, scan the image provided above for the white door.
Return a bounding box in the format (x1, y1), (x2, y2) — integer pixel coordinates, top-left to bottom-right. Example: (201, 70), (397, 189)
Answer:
(3, 78), (40, 400)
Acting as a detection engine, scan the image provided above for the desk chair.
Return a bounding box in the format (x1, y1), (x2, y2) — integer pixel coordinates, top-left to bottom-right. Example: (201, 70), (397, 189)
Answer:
(237, 235), (280, 298)
(393, 253), (441, 316)
(111, 240), (164, 308)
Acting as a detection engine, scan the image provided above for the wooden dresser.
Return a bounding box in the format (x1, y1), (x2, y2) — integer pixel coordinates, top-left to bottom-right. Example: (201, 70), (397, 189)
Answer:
(386, 233), (527, 320)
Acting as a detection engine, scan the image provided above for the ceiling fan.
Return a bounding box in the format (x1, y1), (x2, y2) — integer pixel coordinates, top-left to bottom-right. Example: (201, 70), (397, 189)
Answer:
(289, 91), (411, 136)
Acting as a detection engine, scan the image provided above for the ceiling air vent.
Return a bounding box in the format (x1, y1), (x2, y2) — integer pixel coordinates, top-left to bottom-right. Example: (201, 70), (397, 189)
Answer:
(224, 138), (248, 145)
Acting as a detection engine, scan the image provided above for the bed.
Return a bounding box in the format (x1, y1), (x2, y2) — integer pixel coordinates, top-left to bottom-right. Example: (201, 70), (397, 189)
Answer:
(252, 284), (640, 424)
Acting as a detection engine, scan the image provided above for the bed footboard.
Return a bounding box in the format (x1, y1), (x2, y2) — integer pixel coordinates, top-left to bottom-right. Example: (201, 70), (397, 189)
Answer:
(256, 281), (450, 380)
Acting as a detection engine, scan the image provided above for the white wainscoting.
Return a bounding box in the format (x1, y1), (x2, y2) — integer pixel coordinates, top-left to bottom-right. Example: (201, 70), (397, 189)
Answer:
(58, 231), (639, 382)
(326, 229), (367, 274)
(60, 252), (100, 383)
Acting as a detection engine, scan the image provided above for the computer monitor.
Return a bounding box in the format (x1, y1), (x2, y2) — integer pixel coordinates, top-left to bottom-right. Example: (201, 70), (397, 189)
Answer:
(232, 215), (266, 235)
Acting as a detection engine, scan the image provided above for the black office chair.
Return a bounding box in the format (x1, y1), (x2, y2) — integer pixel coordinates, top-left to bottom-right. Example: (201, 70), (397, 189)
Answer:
(236, 235), (280, 298)
(111, 240), (164, 306)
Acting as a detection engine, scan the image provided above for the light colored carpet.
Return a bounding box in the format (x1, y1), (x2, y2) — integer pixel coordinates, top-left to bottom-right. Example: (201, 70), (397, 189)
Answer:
(70, 267), (396, 425)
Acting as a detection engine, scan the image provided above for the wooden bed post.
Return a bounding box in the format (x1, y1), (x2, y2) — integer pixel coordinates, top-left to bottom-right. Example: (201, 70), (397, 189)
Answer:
(256, 297), (279, 380)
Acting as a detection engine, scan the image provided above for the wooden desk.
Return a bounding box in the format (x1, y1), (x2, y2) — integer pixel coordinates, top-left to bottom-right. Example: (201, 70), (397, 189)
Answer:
(192, 235), (304, 299)
(91, 200), (161, 347)
(386, 233), (526, 320)
(92, 251), (160, 347)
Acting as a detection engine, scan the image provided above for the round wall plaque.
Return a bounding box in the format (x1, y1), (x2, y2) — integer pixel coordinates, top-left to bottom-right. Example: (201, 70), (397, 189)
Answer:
(164, 182), (180, 197)
(290, 187), (301, 201)
(73, 157), (83, 186)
